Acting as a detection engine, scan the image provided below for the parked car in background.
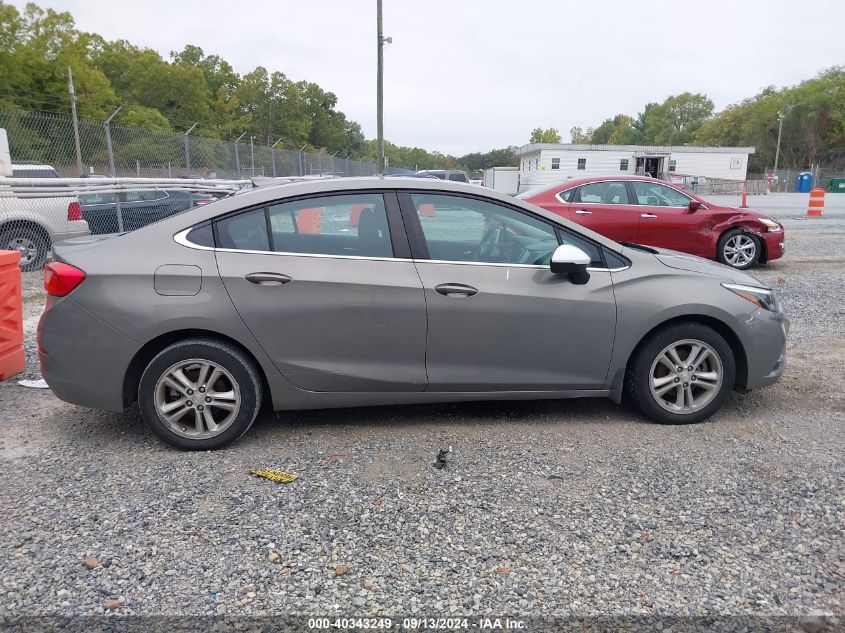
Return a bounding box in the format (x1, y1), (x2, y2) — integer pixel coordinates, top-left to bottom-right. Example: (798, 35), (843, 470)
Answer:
(39, 178), (787, 450)
(80, 189), (214, 234)
(10, 162), (62, 178)
(519, 176), (785, 270)
(415, 169), (470, 183)
(0, 163), (90, 271)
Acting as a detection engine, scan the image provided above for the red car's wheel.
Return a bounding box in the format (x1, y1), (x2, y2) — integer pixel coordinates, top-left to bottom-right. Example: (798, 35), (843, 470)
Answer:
(717, 229), (761, 270)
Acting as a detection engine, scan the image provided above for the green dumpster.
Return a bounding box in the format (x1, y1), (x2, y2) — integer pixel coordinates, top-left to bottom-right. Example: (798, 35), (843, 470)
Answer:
(828, 178), (845, 193)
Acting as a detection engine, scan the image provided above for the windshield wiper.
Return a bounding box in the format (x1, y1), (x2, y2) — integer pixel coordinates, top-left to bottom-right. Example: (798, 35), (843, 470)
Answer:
(620, 241), (658, 254)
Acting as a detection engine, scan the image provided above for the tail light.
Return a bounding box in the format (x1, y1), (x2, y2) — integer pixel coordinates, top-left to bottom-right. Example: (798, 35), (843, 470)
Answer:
(44, 262), (86, 297)
(67, 201), (82, 221)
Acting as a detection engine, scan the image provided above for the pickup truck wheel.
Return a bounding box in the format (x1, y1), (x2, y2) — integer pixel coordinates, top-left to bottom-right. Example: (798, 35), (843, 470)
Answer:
(1, 226), (49, 272)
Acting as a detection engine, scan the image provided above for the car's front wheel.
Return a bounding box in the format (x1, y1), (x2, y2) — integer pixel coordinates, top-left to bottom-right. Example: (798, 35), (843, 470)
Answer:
(717, 228), (760, 269)
(629, 322), (736, 425)
(138, 338), (262, 450)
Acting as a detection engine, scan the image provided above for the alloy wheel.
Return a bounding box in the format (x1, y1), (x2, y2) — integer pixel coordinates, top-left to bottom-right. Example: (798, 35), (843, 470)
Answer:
(649, 339), (723, 414)
(6, 235), (39, 268)
(722, 234), (756, 267)
(153, 358), (241, 439)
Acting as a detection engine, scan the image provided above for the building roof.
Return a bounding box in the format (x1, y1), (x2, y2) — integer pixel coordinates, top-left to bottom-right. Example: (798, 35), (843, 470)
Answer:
(517, 143), (756, 155)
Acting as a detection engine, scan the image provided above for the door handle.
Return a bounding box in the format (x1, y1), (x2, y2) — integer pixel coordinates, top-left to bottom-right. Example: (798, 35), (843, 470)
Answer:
(641, 213), (658, 219)
(245, 272), (292, 286)
(435, 283), (478, 297)
(575, 210), (592, 215)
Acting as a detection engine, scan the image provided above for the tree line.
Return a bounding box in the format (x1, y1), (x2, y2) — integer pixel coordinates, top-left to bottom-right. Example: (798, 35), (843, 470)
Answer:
(2, 3), (841, 175)
(532, 67), (844, 173)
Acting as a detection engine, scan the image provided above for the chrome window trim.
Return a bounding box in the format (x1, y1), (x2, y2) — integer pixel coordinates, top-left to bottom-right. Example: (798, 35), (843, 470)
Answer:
(554, 187), (577, 204)
(174, 227), (629, 272)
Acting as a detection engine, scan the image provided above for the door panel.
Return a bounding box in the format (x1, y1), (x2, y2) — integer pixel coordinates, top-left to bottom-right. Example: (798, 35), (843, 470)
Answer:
(629, 181), (707, 256)
(571, 181), (642, 243)
(218, 253), (428, 392)
(415, 262), (617, 390)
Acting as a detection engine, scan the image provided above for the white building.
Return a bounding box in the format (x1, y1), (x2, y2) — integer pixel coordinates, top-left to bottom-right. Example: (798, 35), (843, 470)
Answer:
(516, 143), (755, 193)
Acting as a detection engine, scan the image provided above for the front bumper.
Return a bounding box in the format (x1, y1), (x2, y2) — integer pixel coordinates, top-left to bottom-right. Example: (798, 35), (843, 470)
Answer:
(761, 229), (785, 262)
(740, 307), (789, 389)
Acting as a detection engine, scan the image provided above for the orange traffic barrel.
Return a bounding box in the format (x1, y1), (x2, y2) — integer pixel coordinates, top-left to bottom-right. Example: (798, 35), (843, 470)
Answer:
(296, 207), (323, 234)
(0, 250), (25, 381)
(807, 188), (825, 217)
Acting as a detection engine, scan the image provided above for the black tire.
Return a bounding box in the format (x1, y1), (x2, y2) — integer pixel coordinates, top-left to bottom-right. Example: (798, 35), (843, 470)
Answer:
(138, 338), (262, 450)
(629, 322), (736, 425)
(1, 225), (50, 272)
(717, 228), (761, 270)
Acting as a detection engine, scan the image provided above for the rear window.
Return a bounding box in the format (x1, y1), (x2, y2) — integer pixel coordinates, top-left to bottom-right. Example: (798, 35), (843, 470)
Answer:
(448, 172), (468, 182)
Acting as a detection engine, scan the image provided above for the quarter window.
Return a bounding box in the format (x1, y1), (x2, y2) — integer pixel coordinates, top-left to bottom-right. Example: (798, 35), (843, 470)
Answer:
(631, 181), (691, 207)
(577, 181), (630, 204)
(410, 193), (559, 266)
(551, 158), (560, 170)
(577, 158), (587, 170)
(268, 193), (393, 258)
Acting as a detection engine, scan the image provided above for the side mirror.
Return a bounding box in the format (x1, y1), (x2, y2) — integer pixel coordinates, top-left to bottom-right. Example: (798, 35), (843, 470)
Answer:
(688, 200), (703, 212)
(550, 244), (591, 284)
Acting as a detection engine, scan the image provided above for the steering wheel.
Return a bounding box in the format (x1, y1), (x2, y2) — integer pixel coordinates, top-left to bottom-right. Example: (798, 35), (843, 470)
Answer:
(479, 227), (504, 260)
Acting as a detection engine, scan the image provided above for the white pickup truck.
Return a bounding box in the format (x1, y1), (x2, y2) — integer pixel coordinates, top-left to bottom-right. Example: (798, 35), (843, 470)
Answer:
(0, 129), (90, 271)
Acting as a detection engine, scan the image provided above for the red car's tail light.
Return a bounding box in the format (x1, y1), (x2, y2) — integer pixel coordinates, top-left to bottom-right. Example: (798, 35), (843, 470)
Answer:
(44, 262), (86, 297)
(67, 201), (82, 221)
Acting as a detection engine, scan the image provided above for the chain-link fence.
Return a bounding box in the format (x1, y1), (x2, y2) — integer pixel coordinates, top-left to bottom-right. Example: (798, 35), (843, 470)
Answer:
(0, 108), (408, 179)
(748, 167), (845, 193)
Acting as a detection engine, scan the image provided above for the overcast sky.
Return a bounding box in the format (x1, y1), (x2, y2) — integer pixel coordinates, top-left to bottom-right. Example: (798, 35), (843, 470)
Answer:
(14, 0), (845, 155)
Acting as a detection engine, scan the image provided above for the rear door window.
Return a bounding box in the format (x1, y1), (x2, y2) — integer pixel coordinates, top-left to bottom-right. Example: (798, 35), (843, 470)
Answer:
(267, 193), (393, 258)
(216, 208), (270, 251)
(576, 181), (630, 204)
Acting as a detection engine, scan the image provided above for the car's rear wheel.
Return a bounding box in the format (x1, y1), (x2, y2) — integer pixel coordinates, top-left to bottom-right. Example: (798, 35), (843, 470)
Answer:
(1, 225), (49, 272)
(717, 229), (760, 270)
(138, 338), (262, 450)
(629, 322), (735, 425)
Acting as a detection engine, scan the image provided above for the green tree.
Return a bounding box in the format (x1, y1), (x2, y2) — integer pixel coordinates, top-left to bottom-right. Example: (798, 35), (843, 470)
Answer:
(641, 92), (714, 144)
(569, 126), (593, 144)
(529, 127), (561, 144)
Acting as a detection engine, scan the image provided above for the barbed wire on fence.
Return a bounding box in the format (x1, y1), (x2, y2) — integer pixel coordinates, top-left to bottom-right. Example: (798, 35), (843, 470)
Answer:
(0, 108), (409, 180)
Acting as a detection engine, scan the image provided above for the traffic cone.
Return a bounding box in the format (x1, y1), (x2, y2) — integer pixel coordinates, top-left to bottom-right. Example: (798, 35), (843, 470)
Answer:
(807, 188), (825, 217)
(740, 182), (748, 209)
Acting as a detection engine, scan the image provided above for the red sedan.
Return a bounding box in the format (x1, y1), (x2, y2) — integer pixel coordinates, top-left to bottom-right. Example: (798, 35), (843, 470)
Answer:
(520, 176), (784, 270)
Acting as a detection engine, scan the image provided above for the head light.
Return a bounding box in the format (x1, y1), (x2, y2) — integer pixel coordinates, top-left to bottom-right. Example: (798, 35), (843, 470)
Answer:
(759, 218), (782, 232)
(722, 283), (781, 312)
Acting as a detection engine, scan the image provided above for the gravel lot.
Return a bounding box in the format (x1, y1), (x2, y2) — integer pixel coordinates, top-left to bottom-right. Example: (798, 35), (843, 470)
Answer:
(0, 211), (842, 627)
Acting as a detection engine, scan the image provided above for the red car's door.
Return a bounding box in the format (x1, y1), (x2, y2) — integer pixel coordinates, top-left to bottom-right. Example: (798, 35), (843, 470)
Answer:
(570, 180), (642, 243)
(628, 181), (709, 256)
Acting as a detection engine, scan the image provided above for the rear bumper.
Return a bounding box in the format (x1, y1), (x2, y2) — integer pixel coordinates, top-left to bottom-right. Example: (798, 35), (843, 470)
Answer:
(761, 230), (785, 262)
(38, 295), (138, 412)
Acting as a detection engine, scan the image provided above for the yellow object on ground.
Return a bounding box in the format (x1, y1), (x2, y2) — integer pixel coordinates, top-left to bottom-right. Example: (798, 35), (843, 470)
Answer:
(250, 468), (298, 483)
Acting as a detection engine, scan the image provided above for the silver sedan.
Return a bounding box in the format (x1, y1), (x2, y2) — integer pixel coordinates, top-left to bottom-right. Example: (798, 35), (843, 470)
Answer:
(38, 178), (788, 450)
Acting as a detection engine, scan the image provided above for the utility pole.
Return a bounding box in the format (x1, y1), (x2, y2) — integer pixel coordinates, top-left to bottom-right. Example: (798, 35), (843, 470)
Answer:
(773, 112), (785, 181)
(104, 106), (121, 177)
(233, 131), (246, 178)
(67, 67), (84, 177)
(249, 135), (255, 177)
(184, 122), (198, 175)
(271, 138), (283, 177)
(376, 0), (387, 176)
